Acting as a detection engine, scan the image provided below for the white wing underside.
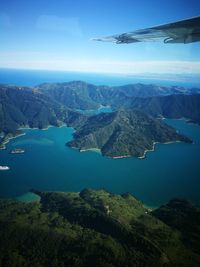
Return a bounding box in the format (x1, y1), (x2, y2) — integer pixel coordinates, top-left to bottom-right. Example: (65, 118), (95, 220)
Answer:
(93, 16), (200, 44)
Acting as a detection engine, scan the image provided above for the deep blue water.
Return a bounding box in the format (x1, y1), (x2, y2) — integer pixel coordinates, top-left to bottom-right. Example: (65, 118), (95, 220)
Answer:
(0, 69), (200, 206)
(0, 119), (200, 207)
(0, 68), (199, 87)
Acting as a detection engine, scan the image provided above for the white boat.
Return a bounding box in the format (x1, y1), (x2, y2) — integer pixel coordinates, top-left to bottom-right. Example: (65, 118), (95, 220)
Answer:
(0, 166), (10, 170)
(10, 148), (25, 154)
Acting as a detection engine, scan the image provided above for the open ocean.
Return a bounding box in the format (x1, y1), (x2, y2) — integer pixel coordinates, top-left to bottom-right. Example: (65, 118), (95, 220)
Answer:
(0, 68), (199, 87)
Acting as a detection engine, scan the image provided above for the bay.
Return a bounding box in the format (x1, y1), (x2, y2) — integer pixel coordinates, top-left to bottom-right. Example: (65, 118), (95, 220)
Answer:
(0, 119), (200, 207)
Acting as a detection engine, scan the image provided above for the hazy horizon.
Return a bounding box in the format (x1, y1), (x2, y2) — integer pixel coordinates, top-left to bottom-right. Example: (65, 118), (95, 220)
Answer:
(0, 68), (200, 87)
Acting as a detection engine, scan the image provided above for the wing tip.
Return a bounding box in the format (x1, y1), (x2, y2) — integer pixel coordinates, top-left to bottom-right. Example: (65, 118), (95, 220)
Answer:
(91, 36), (118, 43)
(91, 38), (102, 42)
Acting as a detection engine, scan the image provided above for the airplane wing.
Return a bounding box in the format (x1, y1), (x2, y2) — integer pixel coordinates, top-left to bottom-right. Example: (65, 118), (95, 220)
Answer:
(93, 16), (200, 44)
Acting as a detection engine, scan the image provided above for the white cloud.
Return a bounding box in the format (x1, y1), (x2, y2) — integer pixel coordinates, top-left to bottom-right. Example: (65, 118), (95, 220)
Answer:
(0, 12), (11, 27)
(10, 59), (199, 75)
(36, 15), (82, 37)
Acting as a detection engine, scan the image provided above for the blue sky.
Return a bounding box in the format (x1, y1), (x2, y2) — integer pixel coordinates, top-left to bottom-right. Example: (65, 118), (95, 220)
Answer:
(0, 0), (200, 74)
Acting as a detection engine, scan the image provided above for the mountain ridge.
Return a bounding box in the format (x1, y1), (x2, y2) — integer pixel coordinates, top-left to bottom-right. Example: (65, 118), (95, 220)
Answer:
(0, 82), (198, 156)
(37, 81), (200, 124)
(38, 81), (200, 110)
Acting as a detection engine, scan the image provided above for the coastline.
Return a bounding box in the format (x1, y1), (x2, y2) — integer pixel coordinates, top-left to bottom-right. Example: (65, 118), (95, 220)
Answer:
(138, 140), (182, 160)
(41, 123), (67, 131)
(163, 140), (181, 145)
(112, 155), (131, 159)
(138, 142), (157, 159)
(80, 148), (101, 154)
(77, 139), (182, 160)
(0, 132), (26, 150)
(19, 123), (67, 131)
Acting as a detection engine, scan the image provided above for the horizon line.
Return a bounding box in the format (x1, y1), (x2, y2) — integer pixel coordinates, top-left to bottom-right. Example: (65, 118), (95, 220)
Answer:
(0, 66), (200, 77)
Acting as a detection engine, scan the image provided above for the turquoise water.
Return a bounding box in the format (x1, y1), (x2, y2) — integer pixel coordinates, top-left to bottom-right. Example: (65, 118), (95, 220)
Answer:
(0, 120), (200, 206)
(15, 192), (40, 203)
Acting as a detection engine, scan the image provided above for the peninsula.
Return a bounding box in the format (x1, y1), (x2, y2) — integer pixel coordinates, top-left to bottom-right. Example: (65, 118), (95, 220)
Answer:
(67, 109), (192, 158)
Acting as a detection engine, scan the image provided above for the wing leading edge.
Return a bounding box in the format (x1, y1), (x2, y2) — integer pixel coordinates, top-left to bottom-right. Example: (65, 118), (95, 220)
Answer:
(93, 16), (200, 44)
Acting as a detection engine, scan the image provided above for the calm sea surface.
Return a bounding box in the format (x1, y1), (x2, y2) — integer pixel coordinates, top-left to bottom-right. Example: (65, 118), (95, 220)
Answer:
(0, 69), (200, 206)
(0, 68), (199, 87)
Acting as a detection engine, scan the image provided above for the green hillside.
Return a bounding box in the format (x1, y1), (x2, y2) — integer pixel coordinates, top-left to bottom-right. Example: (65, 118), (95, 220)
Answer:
(0, 189), (200, 267)
(0, 85), (85, 148)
